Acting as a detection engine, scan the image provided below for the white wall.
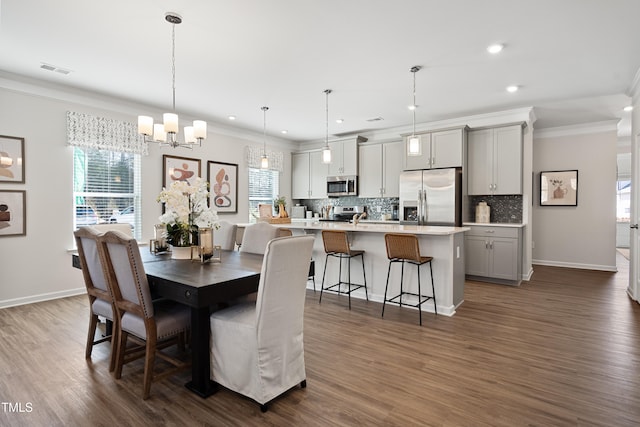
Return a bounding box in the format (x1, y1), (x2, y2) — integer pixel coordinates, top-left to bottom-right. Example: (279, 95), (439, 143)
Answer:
(0, 83), (295, 307)
(532, 124), (618, 271)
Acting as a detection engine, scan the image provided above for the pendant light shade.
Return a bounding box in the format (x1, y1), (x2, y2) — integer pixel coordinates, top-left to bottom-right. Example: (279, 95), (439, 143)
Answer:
(261, 106), (269, 169)
(322, 89), (332, 164)
(407, 66), (421, 156)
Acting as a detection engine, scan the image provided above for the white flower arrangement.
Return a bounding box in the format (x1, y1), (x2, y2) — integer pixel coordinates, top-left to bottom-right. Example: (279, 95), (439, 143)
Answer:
(157, 177), (219, 247)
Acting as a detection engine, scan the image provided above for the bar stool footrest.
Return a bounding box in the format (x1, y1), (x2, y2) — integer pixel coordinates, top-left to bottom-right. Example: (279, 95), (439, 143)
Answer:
(385, 291), (433, 308)
(322, 281), (366, 295)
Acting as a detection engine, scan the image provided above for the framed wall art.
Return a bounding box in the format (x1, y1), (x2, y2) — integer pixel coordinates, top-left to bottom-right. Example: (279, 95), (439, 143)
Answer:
(0, 135), (25, 183)
(540, 170), (578, 206)
(0, 190), (26, 237)
(208, 161), (238, 213)
(162, 155), (201, 188)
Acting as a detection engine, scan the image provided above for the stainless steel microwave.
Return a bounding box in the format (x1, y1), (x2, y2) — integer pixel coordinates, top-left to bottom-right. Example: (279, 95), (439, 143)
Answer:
(327, 175), (358, 197)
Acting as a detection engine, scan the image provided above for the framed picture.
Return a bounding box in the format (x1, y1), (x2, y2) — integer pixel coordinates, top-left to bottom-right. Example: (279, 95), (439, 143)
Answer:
(208, 161), (238, 213)
(162, 155), (201, 188)
(0, 135), (25, 183)
(0, 190), (26, 237)
(540, 170), (578, 206)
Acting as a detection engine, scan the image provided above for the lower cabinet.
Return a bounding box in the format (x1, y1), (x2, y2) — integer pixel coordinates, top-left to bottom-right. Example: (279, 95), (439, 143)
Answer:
(465, 225), (522, 284)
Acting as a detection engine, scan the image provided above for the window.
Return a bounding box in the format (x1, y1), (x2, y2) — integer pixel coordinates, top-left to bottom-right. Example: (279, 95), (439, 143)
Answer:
(248, 168), (279, 223)
(617, 179), (631, 222)
(73, 147), (141, 239)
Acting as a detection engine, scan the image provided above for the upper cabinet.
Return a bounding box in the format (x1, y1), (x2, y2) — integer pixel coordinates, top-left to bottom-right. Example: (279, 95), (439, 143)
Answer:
(467, 124), (524, 195)
(292, 151), (328, 199)
(327, 136), (367, 176)
(359, 141), (403, 198)
(403, 127), (466, 170)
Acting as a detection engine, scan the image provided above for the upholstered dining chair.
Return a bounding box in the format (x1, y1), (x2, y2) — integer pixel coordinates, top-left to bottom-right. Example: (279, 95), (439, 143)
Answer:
(97, 230), (191, 400)
(214, 220), (238, 251)
(239, 222), (279, 255)
(74, 226), (117, 372)
(210, 235), (314, 412)
(91, 222), (134, 238)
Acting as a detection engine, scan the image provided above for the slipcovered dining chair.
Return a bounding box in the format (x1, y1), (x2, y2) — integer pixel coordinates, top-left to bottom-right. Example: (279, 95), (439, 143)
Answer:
(214, 220), (238, 251)
(74, 226), (117, 371)
(97, 230), (191, 400)
(239, 222), (279, 255)
(210, 235), (315, 412)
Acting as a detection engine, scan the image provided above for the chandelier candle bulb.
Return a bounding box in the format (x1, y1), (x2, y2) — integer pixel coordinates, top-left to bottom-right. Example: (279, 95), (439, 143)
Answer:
(163, 113), (179, 134)
(193, 120), (207, 139)
(184, 126), (195, 144)
(153, 124), (167, 142)
(138, 116), (153, 136)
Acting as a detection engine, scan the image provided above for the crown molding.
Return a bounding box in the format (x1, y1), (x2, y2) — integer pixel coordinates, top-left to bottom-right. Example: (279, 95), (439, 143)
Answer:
(627, 66), (640, 100)
(533, 120), (619, 139)
(0, 70), (297, 151)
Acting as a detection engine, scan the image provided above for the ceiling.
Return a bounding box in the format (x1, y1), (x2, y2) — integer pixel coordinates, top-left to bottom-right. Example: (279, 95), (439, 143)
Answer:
(1, 0), (639, 142)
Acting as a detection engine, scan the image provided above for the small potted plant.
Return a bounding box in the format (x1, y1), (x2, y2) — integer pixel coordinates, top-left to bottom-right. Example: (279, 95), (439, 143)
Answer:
(273, 196), (287, 216)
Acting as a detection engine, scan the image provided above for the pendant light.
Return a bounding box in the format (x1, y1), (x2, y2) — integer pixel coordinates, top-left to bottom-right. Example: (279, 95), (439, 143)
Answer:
(407, 66), (421, 156)
(261, 106), (269, 169)
(138, 12), (207, 149)
(322, 89), (332, 164)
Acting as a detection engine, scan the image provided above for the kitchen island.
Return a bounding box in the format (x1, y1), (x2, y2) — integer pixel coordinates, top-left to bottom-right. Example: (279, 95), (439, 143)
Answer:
(284, 221), (469, 316)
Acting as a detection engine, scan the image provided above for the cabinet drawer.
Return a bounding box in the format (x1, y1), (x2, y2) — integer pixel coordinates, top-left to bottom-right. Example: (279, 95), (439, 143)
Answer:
(465, 226), (519, 239)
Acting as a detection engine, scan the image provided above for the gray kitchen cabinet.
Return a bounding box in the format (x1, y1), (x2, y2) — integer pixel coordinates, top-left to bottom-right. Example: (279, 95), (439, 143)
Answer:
(403, 127), (465, 171)
(359, 141), (403, 198)
(467, 124), (523, 195)
(327, 136), (366, 176)
(465, 225), (522, 283)
(292, 151), (327, 199)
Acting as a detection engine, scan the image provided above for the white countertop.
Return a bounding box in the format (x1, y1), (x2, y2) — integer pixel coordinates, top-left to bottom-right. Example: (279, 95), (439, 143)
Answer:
(285, 220), (469, 235)
(463, 222), (526, 228)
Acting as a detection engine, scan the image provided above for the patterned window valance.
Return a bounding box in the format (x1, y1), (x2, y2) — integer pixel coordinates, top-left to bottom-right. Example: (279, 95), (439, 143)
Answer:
(66, 111), (148, 155)
(245, 145), (284, 172)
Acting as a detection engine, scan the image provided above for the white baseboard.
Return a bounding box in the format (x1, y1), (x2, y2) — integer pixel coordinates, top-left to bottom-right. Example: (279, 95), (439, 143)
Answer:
(532, 259), (617, 273)
(0, 288), (86, 309)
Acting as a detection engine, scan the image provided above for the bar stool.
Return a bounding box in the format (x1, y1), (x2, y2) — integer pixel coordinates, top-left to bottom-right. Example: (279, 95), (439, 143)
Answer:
(319, 230), (368, 309)
(382, 233), (437, 325)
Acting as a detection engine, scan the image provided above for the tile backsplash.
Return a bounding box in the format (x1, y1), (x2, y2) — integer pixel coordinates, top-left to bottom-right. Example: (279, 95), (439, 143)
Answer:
(294, 197), (399, 220)
(468, 195), (522, 223)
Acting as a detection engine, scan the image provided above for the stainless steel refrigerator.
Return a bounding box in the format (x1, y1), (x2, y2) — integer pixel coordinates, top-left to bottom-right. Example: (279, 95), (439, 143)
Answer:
(399, 168), (462, 226)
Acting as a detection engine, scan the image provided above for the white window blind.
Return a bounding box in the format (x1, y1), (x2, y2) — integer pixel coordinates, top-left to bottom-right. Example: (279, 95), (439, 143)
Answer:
(73, 148), (142, 239)
(248, 168), (280, 223)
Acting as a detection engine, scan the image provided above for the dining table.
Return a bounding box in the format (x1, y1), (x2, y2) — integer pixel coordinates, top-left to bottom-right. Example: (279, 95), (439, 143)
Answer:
(73, 248), (263, 398)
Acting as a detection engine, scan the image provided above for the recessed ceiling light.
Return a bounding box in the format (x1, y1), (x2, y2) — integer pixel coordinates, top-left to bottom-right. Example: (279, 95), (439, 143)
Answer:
(506, 85), (519, 93)
(228, 115), (236, 120)
(487, 44), (504, 54)
(624, 106), (634, 112)
(281, 130), (288, 134)
(336, 119), (344, 124)
(408, 105), (417, 111)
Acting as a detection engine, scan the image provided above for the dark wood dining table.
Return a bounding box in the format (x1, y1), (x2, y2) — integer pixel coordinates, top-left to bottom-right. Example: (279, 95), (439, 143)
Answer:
(143, 250), (262, 397)
(73, 248), (263, 398)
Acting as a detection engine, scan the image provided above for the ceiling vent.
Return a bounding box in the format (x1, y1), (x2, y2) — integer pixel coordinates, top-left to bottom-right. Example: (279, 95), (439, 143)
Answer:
(366, 117), (384, 122)
(40, 63), (72, 75)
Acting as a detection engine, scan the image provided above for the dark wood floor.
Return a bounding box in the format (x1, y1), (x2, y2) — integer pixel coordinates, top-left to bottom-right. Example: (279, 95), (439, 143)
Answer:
(1, 254), (639, 426)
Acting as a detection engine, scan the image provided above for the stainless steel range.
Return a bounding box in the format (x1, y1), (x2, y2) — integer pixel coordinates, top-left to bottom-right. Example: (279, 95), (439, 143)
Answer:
(320, 205), (366, 222)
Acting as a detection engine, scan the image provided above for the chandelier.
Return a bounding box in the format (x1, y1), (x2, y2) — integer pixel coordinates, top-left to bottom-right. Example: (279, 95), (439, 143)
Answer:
(322, 89), (332, 164)
(138, 12), (207, 149)
(407, 66), (421, 156)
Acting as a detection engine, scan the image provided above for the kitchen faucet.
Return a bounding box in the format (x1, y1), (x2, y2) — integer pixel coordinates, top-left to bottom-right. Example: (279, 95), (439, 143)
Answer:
(352, 212), (367, 225)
